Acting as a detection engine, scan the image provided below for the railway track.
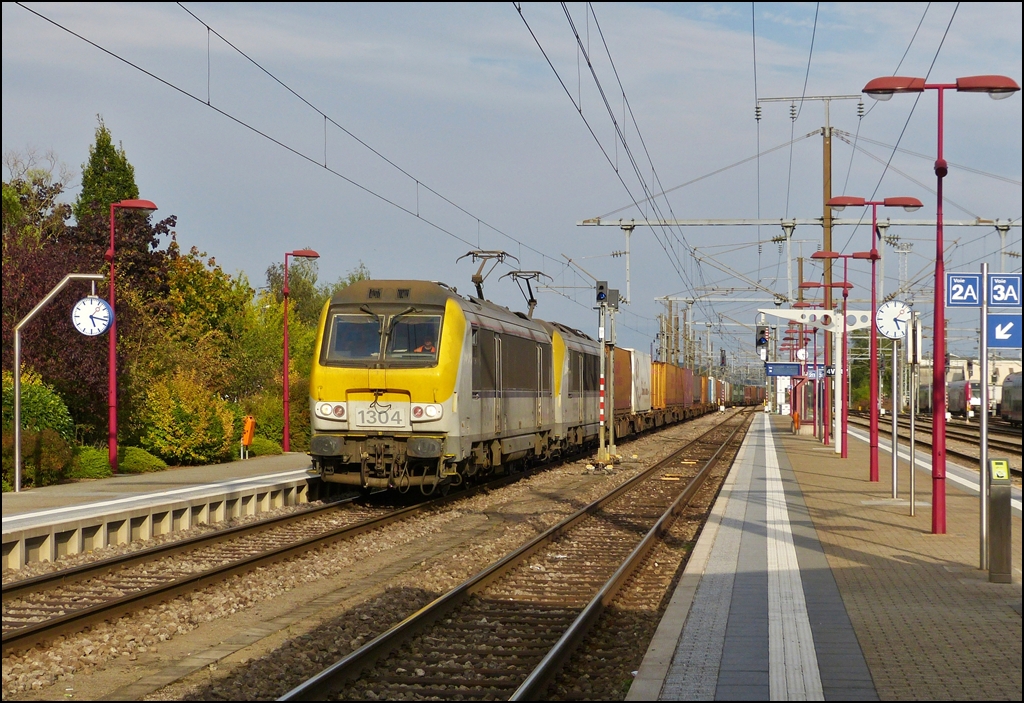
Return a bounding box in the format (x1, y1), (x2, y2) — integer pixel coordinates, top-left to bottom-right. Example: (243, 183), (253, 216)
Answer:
(1, 459), (565, 658)
(280, 409), (752, 701)
(848, 414), (1021, 473)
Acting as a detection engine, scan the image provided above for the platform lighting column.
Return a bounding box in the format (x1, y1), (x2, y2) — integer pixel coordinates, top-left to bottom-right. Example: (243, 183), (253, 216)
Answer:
(809, 252), (864, 458)
(863, 73), (1019, 533)
(108, 199), (157, 474)
(828, 196), (923, 482)
(282, 249), (320, 452)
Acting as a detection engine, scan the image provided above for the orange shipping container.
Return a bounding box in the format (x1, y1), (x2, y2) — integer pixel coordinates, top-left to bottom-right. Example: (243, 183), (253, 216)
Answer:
(652, 362), (689, 409)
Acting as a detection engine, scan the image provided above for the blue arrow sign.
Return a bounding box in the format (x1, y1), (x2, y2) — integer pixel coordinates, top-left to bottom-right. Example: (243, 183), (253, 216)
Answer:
(946, 273), (981, 307)
(989, 274), (1022, 308)
(988, 313), (1022, 348)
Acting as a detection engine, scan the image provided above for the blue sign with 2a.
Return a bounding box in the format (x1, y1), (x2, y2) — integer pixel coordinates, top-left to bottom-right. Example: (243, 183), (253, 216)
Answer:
(989, 274), (1022, 308)
(946, 273), (981, 307)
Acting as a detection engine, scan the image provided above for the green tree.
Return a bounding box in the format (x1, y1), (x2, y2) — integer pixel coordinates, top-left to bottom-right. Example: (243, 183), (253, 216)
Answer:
(73, 117), (139, 224)
(2, 149), (74, 254)
(265, 258), (370, 327)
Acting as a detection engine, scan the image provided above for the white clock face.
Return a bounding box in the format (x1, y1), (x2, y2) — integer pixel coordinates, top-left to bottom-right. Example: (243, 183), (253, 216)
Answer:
(71, 297), (113, 336)
(875, 300), (912, 340)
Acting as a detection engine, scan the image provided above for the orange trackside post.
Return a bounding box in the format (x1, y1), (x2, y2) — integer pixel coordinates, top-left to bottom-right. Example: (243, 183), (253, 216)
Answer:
(242, 416), (257, 447)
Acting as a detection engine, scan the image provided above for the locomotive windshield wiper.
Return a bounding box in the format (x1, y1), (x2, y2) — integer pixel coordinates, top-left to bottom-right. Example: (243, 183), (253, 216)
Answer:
(385, 306), (419, 337)
(359, 304), (384, 334)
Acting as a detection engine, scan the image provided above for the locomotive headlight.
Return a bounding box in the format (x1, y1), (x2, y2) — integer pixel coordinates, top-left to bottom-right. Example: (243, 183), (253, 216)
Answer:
(411, 404), (442, 422)
(316, 402), (347, 421)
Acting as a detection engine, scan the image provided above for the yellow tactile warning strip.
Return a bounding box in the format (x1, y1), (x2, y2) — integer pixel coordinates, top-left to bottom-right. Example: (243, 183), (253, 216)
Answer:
(775, 418), (1022, 700)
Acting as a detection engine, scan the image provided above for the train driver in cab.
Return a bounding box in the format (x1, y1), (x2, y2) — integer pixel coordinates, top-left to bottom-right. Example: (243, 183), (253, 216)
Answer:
(414, 334), (437, 354)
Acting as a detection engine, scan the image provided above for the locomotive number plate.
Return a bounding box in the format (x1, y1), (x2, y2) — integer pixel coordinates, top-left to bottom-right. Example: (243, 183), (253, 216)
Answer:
(352, 403), (408, 429)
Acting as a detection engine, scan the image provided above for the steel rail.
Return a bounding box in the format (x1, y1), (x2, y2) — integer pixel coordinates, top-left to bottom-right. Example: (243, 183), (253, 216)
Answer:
(510, 413), (749, 700)
(2, 497), (350, 603)
(847, 415), (1021, 473)
(2, 500), (417, 656)
(279, 411), (751, 701)
(1, 417), (694, 657)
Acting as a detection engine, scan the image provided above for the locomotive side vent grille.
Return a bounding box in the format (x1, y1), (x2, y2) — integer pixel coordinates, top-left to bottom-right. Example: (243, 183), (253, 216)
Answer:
(398, 288), (410, 299)
(368, 288), (382, 299)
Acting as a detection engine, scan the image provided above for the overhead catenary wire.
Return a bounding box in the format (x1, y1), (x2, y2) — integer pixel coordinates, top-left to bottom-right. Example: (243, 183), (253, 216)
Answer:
(843, 2), (931, 192)
(556, 4), (698, 293)
(587, 3), (711, 299)
(16, 1), (586, 306)
(173, 2), (553, 268)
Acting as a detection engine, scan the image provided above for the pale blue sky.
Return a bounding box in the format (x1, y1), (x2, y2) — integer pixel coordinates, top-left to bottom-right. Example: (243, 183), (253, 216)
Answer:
(3, 2), (1021, 363)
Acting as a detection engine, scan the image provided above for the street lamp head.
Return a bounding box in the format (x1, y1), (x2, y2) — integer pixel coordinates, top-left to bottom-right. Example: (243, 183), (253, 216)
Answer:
(113, 199), (158, 213)
(811, 251), (839, 259)
(851, 251), (877, 260)
(863, 76), (925, 100)
(882, 196), (923, 212)
(955, 75), (1020, 99)
(289, 249), (320, 259)
(826, 196), (865, 211)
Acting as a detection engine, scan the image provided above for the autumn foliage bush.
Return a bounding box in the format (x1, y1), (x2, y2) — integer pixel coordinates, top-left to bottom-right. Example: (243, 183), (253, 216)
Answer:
(120, 446), (168, 473)
(141, 369), (234, 465)
(248, 436), (283, 456)
(1, 370), (75, 441)
(71, 446), (112, 479)
(2, 428), (76, 489)
(1, 371), (78, 489)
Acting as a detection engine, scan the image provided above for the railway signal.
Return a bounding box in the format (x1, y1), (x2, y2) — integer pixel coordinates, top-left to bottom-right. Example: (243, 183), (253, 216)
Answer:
(596, 281), (608, 303)
(756, 326), (769, 360)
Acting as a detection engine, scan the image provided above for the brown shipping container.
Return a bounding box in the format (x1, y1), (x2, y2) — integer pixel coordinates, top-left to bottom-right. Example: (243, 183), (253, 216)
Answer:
(613, 347), (632, 412)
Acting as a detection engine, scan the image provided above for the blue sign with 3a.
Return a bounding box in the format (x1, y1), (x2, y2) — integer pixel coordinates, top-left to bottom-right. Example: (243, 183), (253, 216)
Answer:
(989, 274), (1022, 308)
(946, 273), (981, 307)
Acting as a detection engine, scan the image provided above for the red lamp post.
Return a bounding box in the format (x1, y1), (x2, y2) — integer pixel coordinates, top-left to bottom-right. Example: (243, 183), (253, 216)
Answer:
(805, 252), (864, 458)
(863, 74), (1019, 534)
(282, 249), (320, 452)
(794, 302), (823, 438)
(784, 328), (814, 422)
(827, 196), (923, 481)
(108, 199), (157, 473)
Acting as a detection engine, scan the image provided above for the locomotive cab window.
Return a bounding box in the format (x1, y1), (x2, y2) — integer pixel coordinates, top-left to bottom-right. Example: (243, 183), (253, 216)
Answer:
(386, 315), (442, 363)
(324, 314), (382, 363)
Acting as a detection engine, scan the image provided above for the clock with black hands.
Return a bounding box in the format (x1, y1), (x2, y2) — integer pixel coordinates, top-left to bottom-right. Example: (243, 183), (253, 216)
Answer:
(71, 296), (113, 336)
(875, 300), (911, 340)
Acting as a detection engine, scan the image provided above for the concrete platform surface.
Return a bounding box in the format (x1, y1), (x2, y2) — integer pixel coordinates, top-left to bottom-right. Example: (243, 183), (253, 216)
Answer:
(3, 454), (313, 522)
(630, 413), (1021, 701)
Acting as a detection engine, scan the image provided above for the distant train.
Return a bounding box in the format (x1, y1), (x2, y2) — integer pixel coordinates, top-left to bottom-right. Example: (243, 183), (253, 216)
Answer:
(1001, 372), (1022, 425)
(307, 280), (764, 494)
(918, 374), (1020, 420)
(946, 380), (981, 417)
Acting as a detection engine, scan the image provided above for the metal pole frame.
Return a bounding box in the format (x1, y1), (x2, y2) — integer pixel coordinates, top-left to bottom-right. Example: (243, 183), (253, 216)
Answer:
(891, 337), (899, 498)
(979, 262), (989, 569)
(14, 273), (105, 492)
